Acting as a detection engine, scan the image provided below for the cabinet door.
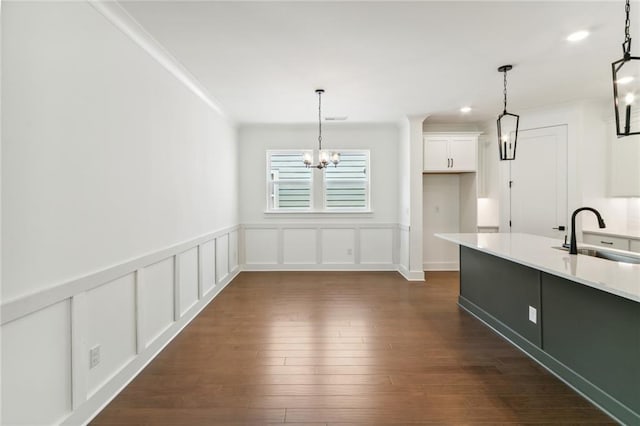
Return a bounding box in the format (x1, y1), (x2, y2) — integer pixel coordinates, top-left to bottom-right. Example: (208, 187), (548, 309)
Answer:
(449, 137), (477, 171)
(423, 137), (450, 171)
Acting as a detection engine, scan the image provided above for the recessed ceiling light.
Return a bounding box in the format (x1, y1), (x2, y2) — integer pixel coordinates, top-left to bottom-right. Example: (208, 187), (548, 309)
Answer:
(460, 106), (472, 113)
(567, 30), (589, 42)
(617, 76), (635, 85)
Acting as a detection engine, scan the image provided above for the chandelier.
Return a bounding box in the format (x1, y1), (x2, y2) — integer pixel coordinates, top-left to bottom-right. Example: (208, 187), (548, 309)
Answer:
(303, 89), (340, 169)
(612, 0), (639, 136)
(496, 65), (520, 161)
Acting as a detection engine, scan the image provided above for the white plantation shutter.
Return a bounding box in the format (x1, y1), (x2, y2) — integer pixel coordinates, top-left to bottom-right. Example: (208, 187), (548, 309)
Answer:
(324, 151), (369, 209)
(268, 151), (312, 209)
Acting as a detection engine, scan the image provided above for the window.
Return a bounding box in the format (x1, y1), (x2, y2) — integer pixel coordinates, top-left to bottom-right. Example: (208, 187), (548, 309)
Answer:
(267, 150), (370, 212)
(324, 151), (369, 210)
(267, 151), (313, 210)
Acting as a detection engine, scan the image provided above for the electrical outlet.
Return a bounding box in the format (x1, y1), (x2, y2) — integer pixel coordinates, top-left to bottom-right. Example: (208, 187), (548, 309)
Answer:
(528, 306), (537, 324)
(89, 345), (101, 369)
(347, 248), (353, 255)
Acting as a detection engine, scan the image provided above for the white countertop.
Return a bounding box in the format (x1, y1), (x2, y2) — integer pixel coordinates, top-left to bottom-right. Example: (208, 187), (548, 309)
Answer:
(436, 233), (640, 303)
(583, 227), (640, 241)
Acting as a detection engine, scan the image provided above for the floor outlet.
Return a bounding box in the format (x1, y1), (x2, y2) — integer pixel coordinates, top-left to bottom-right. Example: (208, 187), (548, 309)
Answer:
(528, 306), (537, 324)
(90, 345), (101, 369)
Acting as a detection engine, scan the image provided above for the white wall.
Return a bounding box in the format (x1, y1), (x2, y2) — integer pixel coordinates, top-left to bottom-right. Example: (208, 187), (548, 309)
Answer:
(238, 123), (400, 271)
(477, 133), (501, 227)
(398, 119), (411, 273)
(1, 2), (239, 425)
(397, 116), (428, 281)
(479, 99), (640, 238)
(2, 2), (237, 302)
(1, 0), (4, 422)
(239, 123), (399, 223)
(423, 174), (460, 270)
(580, 104), (640, 233)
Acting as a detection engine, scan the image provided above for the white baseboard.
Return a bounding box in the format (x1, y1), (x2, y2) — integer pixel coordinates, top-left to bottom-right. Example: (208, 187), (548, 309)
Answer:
(242, 263), (397, 272)
(61, 266), (239, 426)
(398, 265), (425, 281)
(423, 261), (459, 271)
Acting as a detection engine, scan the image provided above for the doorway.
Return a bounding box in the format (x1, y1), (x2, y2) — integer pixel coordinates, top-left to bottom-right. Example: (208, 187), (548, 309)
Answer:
(505, 125), (568, 239)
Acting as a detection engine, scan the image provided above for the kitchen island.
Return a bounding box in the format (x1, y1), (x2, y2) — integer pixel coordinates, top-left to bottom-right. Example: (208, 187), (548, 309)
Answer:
(437, 233), (639, 425)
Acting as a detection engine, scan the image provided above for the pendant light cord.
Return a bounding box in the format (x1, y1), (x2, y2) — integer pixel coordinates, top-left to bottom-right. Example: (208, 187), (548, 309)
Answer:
(503, 69), (508, 114)
(318, 90), (323, 151)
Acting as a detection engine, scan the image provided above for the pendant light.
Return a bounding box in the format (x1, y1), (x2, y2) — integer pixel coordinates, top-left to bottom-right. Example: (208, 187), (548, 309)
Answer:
(496, 65), (520, 161)
(612, 0), (639, 137)
(303, 89), (340, 169)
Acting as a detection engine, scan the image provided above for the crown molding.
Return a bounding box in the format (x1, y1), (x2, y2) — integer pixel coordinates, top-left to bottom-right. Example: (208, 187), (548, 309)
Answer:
(88, 0), (228, 120)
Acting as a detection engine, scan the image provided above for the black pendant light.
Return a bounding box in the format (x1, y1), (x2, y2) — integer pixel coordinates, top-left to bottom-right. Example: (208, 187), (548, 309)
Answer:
(612, 0), (639, 137)
(497, 65), (519, 161)
(303, 89), (340, 169)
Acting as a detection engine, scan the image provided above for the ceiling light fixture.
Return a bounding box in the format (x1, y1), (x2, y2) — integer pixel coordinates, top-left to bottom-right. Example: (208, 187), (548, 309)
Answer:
(460, 106), (472, 113)
(496, 65), (519, 161)
(612, 0), (639, 136)
(303, 89), (340, 169)
(567, 30), (589, 42)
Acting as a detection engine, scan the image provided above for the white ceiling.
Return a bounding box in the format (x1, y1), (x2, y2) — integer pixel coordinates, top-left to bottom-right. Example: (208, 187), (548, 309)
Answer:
(120, 1), (633, 124)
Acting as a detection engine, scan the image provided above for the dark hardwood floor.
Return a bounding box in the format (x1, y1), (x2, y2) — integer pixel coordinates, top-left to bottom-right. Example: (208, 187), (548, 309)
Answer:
(91, 271), (614, 425)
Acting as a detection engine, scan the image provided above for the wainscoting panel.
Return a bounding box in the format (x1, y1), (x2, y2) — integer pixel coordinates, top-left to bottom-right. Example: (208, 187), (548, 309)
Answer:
(216, 234), (230, 283)
(199, 240), (216, 295)
(2, 300), (72, 425)
(242, 223), (399, 271)
(244, 228), (279, 265)
(86, 274), (136, 396)
(322, 228), (356, 264)
(283, 228), (317, 264)
(141, 257), (175, 348)
(178, 247), (199, 316)
(0, 226), (241, 426)
(229, 230), (239, 271)
(360, 228), (394, 265)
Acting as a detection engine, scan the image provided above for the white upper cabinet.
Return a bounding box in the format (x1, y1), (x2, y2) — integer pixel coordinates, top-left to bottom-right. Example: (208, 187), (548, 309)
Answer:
(448, 137), (477, 171)
(423, 133), (479, 172)
(423, 137), (449, 171)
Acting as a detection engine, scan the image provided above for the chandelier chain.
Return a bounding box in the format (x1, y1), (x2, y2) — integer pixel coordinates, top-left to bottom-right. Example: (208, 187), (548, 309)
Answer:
(625, 0), (631, 45)
(503, 69), (508, 113)
(318, 90), (322, 151)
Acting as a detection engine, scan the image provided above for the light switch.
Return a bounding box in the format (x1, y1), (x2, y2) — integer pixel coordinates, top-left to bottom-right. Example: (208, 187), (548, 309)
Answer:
(528, 306), (537, 324)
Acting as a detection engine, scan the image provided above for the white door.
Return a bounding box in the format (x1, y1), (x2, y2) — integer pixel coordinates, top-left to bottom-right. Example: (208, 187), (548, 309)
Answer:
(508, 125), (568, 238)
(423, 137), (449, 171)
(449, 137), (476, 171)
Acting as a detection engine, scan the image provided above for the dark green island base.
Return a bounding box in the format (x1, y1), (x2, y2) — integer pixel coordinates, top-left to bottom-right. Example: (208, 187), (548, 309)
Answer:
(458, 246), (640, 425)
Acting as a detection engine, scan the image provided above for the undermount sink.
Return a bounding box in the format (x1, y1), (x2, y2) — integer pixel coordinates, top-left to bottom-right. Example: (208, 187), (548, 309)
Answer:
(553, 246), (640, 265)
